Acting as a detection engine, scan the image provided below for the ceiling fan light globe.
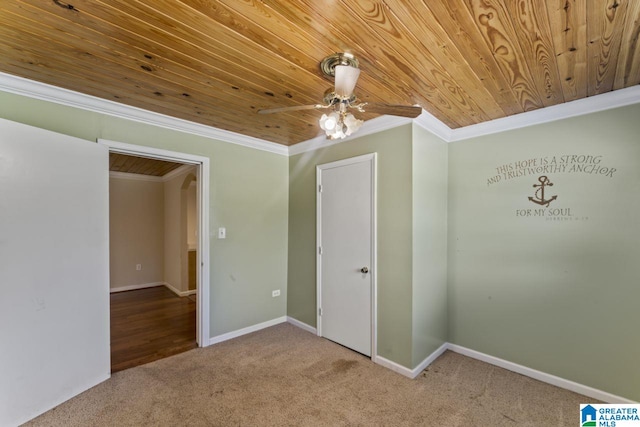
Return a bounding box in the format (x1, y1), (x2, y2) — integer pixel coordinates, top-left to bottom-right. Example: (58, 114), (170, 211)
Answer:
(319, 113), (338, 131)
(343, 113), (363, 136)
(334, 65), (361, 98)
(330, 128), (346, 139)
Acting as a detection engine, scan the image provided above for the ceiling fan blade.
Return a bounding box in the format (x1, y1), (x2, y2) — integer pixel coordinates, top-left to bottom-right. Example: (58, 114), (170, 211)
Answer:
(335, 65), (360, 98)
(258, 104), (328, 114)
(363, 103), (423, 118)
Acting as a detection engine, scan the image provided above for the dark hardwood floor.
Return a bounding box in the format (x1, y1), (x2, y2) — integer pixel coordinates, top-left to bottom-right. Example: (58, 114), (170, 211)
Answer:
(110, 286), (197, 373)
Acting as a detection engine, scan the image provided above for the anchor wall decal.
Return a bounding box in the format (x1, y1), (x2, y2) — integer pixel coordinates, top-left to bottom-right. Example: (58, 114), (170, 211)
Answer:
(528, 175), (557, 207)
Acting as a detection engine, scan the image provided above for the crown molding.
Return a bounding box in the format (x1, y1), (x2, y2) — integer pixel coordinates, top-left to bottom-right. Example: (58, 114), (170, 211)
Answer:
(295, 85), (640, 151)
(413, 109), (453, 141)
(445, 85), (640, 142)
(0, 72), (289, 156)
(288, 115), (412, 156)
(2, 71), (638, 156)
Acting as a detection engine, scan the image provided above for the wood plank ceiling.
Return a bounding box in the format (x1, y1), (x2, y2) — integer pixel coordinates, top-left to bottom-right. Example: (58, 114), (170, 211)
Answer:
(109, 152), (184, 176)
(1, 1), (639, 146)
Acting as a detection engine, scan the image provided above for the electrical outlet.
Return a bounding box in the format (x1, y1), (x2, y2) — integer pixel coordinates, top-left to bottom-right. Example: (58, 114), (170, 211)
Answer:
(136, 264), (142, 271)
(272, 289), (280, 297)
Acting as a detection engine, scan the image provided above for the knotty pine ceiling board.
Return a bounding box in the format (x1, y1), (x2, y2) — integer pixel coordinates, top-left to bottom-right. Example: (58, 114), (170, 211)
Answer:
(109, 152), (184, 176)
(0, 0), (638, 146)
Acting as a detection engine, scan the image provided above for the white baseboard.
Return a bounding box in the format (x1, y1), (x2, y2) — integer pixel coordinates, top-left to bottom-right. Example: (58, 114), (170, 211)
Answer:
(374, 342), (636, 403)
(163, 281), (182, 296)
(208, 317), (636, 403)
(375, 342), (448, 379)
(163, 282), (196, 297)
(375, 356), (415, 378)
(447, 344), (637, 404)
(110, 282), (196, 297)
(411, 342), (449, 378)
(209, 316), (287, 346)
(110, 282), (164, 293)
(286, 316), (317, 334)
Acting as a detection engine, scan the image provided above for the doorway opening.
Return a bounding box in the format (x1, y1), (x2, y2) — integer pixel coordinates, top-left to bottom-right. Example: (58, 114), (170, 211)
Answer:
(99, 139), (210, 372)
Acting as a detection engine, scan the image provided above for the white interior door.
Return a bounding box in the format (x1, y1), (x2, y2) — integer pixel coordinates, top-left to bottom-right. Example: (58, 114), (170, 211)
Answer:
(317, 153), (376, 357)
(0, 118), (110, 427)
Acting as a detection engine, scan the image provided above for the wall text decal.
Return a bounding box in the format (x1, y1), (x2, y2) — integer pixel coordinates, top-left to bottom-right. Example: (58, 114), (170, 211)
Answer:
(486, 155), (617, 187)
(484, 154), (620, 222)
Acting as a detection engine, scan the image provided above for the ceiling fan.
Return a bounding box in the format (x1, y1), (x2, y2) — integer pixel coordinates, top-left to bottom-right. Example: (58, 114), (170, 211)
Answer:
(258, 53), (423, 139)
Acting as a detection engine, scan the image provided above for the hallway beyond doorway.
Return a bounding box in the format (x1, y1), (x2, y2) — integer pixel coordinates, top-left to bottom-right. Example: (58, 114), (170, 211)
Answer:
(110, 286), (196, 372)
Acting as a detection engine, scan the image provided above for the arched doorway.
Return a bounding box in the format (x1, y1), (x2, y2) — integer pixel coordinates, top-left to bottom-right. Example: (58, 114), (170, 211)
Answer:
(181, 173), (198, 301)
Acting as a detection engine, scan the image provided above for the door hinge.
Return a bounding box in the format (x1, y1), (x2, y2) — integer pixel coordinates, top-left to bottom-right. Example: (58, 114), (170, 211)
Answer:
(318, 246), (322, 255)
(318, 184), (322, 193)
(318, 307), (322, 316)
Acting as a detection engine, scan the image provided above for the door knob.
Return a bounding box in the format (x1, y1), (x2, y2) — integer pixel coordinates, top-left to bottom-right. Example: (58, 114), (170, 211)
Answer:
(360, 267), (369, 274)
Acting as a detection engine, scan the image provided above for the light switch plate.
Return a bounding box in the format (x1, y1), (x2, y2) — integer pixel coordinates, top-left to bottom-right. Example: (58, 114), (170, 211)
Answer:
(218, 227), (226, 239)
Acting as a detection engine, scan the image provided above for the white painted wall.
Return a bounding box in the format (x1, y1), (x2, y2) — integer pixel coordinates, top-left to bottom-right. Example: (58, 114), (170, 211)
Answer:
(0, 118), (110, 427)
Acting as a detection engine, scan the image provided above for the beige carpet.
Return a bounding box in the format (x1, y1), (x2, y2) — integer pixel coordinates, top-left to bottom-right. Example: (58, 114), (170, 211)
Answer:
(26, 323), (594, 426)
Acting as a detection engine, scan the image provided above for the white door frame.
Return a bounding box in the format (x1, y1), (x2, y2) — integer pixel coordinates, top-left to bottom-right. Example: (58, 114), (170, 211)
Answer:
(316, 153), (377, 361)
(98, 139), (211, 347)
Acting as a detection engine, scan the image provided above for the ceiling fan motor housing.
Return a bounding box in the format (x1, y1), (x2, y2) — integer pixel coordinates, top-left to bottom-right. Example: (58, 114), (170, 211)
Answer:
(320, 52), (359, 77)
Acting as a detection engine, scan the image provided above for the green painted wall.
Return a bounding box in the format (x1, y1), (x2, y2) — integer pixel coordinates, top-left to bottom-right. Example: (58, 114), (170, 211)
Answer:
(0, 90), (289, 338)
(288, 126), (414, 367)
(448, 104), (640, 401)
(411, 125), (448, 367)
(7, 85), (637, 398)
